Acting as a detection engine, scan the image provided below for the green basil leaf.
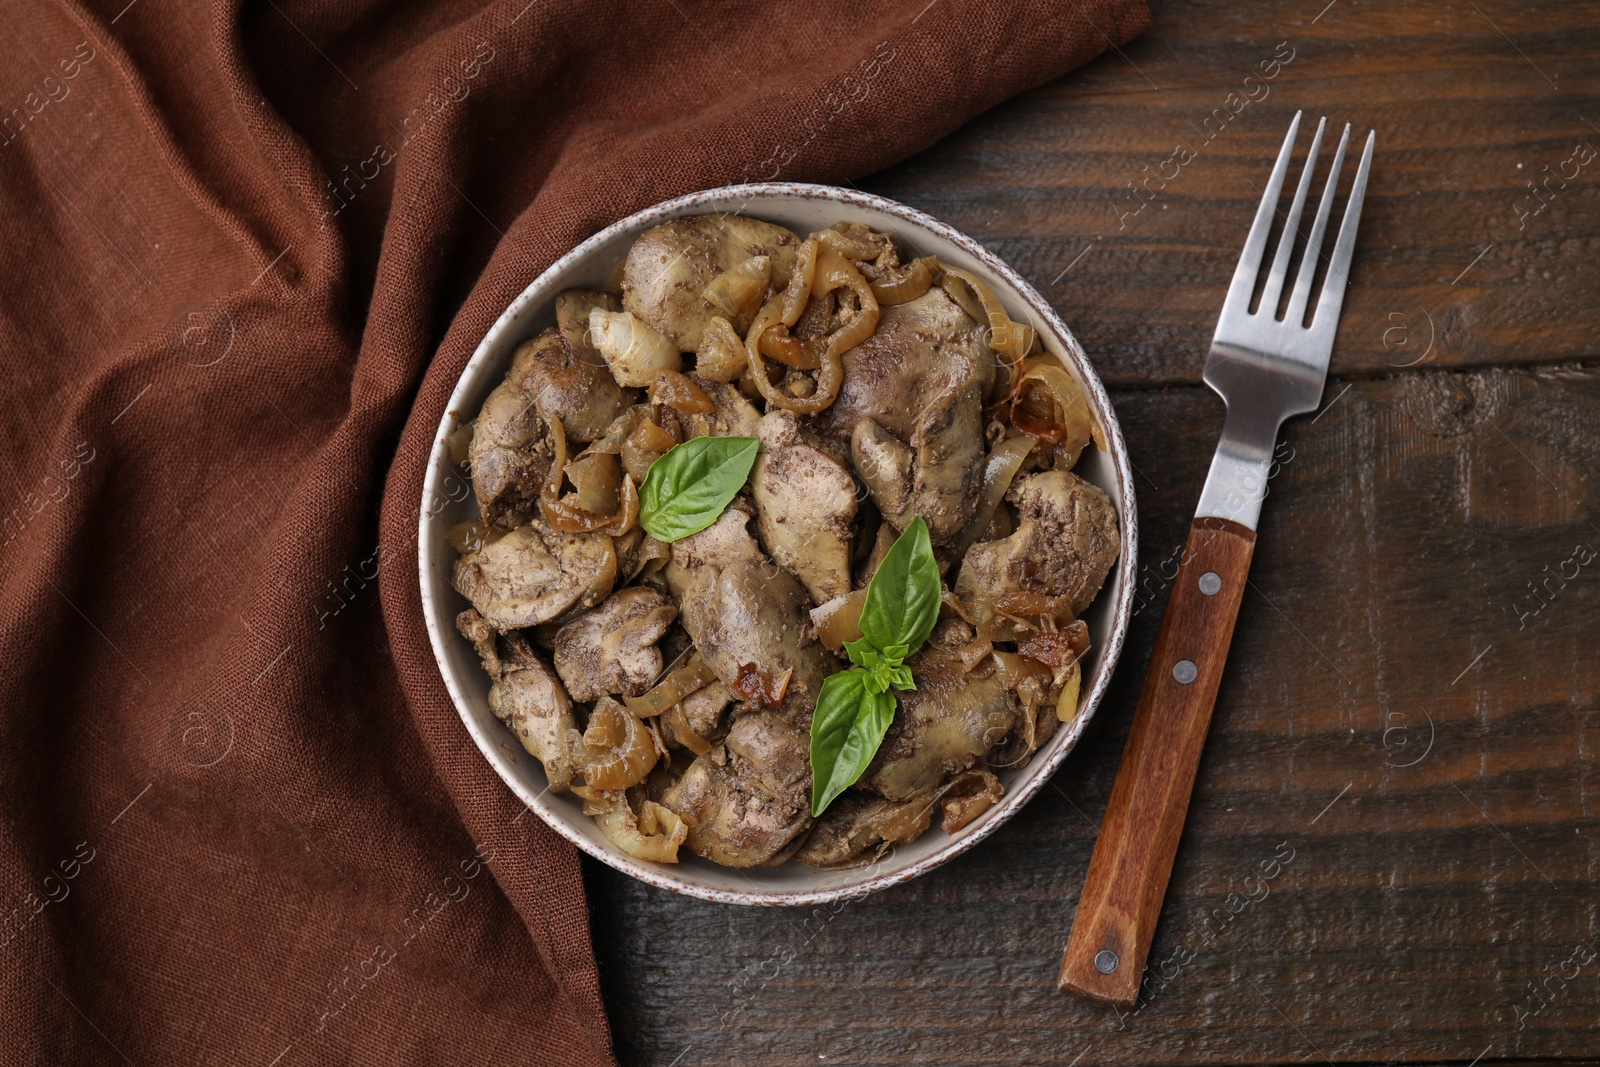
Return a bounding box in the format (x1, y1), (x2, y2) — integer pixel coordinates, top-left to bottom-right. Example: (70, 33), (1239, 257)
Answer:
(883, 663), (915, 692)
(809, 668), (898, 817)
(844, 640), (915, 674)
(845, 642), (891, 672)
(856, 516), (941, 656)
(638, 436), (760, 542)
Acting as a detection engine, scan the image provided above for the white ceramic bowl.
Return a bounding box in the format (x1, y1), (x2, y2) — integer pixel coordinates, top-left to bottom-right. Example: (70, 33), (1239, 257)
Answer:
(419, 183), (1138, 906)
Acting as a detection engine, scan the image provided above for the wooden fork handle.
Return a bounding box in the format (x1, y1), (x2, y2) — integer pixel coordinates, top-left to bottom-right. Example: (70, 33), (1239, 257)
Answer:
(1059, 516), (1256, 1007)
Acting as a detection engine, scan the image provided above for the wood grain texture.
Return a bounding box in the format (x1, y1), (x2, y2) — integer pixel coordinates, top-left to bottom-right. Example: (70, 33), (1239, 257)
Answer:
(866, 1), (1600, 386)
(586, 2), (1600, 1063)
(1062, 517), (1256, 1006)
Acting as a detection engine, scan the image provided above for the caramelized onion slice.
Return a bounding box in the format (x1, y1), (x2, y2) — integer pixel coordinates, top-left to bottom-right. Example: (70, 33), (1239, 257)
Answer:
(1018, 619), (1090, 669)
(812, 245), (880, 346)
(810, 588), (868, 654)
(939, 271), (985, 324)
(616, 527), (670, 581)
(990, 650), (1053, 694)
(939, 263), (1033, 394)
(745, 299), (839, 415)
(629, 416), (678, 454)
(620, 417), (676, 483)
(1007, 358), (1100, 466)
(730, 664), (792, 710)
(588, 405), (650, 455)
(779, 238), (820, 325)
(940, 769), (1005, 834)
(445, 423), (474, 467)
(593, 544), (620, 604)
(661, 704), (712, 755)
(1056, 660), (1083, 723)
(565, 452), (621, 516)
(539, 416), (598, 531)
(816, 227), (882, 260)
(757, 323), (824, 370)
(940, 587), (976, 624)
(743, 235), (878, 415)
(950, 433), (1037, 558)
(446, 519), (504, 555)
(577, 698), (658, 790)
(648, 368), (715, 414)
(957, 636), (995, 674)
(624, 661), (718, 718)
(603, 474), (640, 536)
(695, 316), (747, 383)
(996, 591), (1076, 625)
(964, 589), (1074, 645)
(589, 309), (682, 386)
(868, 256), (937, 305)
(542, 416), (637, 534)
(701, 255), (771, 330)
(581, 789), (687, 863)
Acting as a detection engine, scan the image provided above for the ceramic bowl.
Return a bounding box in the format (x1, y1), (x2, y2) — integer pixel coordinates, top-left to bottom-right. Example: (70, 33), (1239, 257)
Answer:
(419, 183), (1138, 906)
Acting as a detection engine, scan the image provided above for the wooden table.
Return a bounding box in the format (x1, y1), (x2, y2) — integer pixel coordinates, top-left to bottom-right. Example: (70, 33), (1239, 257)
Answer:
(588, 2), (1600, 1062)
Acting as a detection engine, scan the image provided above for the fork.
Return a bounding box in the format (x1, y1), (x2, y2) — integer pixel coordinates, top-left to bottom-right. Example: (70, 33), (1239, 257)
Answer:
(1058, 111), (1375, 1007)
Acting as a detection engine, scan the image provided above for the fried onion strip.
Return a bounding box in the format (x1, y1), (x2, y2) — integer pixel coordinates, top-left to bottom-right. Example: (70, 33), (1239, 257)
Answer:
(939, 263), (1033, 396)
(743, 232), (878, 415)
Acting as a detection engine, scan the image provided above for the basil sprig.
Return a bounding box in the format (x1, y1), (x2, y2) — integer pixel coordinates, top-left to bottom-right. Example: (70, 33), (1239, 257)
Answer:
(638, 436), (759, 542)
(809, 517), (941, 816)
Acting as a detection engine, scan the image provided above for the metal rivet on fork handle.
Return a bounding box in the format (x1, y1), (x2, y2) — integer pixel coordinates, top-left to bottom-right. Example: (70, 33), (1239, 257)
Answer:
(1199, 571), (1222, 595)
(1094, 950), (1119, 974)
(1173, 660), (1198, 684)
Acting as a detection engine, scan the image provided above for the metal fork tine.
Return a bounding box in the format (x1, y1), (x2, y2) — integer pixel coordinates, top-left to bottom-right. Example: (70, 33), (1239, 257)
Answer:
(1286, 122), (1351, 327)
(1221, 110), (1301, 318)
(1310, 129), (1376, 338)
(1258, 116), (1325, 318)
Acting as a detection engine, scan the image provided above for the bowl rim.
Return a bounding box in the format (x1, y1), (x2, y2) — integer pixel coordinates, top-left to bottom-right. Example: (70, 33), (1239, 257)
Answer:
(419, 181), (1138, 906)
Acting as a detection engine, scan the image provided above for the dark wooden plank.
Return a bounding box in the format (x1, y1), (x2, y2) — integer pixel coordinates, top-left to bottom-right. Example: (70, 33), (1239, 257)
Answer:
(863, 0), (1600, 386)
(589, 363), (1600, 1066)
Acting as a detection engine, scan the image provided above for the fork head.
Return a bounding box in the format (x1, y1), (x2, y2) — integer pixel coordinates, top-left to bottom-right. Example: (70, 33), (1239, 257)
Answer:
(1203, 111), (1375, 429)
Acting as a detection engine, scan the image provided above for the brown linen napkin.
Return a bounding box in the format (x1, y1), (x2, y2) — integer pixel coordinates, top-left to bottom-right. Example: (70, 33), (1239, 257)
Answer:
(0, 0), (1147, 1061)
